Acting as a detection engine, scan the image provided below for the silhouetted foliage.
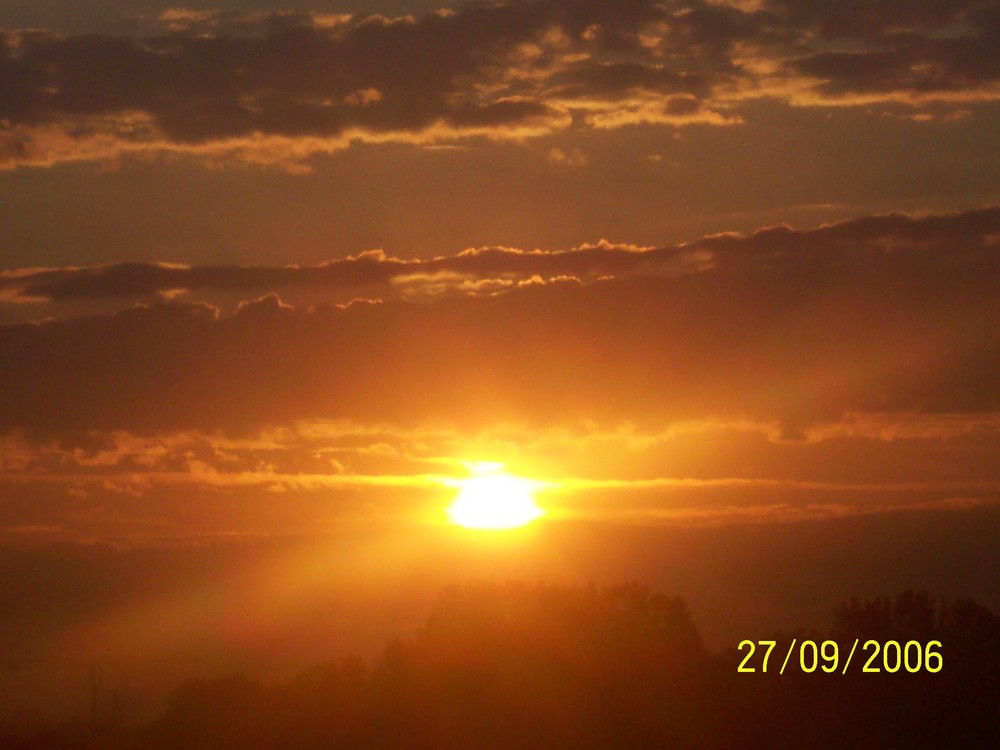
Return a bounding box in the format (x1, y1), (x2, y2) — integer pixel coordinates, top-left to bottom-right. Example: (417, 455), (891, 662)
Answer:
(368, 582), (709, 750)
(726, 589), (1000, 750)
(26, 583), (995, 750)
(834, 589), (941, 640)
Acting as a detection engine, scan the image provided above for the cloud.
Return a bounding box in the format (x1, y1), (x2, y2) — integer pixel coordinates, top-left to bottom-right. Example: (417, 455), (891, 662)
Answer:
(3, 411), (1000, 546)
(2, 0), (998, 169)
(5, 409), (1000, 496)
(1, 206), (997, 438)
(3, 205), (997, 307)
(0, 241), (709, 305)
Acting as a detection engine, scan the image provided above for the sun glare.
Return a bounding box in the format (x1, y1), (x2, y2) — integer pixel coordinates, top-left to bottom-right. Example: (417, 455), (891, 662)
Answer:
(446, 467), (545, 530)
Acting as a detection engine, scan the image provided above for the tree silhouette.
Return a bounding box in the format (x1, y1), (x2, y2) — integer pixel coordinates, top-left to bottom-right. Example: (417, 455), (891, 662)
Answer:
(79, 583), (998, 750)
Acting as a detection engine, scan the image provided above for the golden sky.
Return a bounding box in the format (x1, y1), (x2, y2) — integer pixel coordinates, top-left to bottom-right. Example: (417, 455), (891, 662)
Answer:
(1, 0), (999, 722)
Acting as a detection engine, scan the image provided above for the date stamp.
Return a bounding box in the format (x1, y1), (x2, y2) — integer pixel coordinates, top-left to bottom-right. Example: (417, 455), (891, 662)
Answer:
(737, 639), (942, 674)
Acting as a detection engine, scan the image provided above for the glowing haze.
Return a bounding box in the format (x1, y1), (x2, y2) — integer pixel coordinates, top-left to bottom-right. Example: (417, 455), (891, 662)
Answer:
(1, 0), (999, 730)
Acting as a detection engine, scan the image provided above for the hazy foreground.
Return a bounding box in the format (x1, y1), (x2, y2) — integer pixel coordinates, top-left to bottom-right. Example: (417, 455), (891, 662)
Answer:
(4, 582), (998, 750)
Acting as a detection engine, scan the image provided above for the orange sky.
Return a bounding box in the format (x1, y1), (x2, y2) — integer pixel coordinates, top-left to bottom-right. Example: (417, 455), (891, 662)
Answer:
(1, 0), (999, 727)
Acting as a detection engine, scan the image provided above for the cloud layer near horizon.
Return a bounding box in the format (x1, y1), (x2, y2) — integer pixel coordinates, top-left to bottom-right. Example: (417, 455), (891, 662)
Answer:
(4, 205), (998, 307)
(3, 0), (999, 169)
(2, 206), (998, 439)
(1, 205), (999, 540)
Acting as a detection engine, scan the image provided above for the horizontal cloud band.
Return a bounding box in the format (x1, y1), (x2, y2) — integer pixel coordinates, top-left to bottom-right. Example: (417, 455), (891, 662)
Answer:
(3, 206), (998, 305)
(2, 0), (999, 169)
(1, 207), (998, 437)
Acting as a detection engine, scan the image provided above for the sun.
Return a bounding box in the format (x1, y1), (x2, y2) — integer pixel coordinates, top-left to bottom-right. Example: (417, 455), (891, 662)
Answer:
(446, 467), (545, 530)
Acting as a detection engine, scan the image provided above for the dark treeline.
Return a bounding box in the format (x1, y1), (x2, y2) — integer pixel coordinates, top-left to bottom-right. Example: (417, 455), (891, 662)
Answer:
(6, 583), (999, 749)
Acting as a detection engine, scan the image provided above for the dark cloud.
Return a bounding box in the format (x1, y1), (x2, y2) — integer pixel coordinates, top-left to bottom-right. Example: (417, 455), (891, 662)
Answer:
(792, 36), (1000, 98)
(550, 61), (715, 100)
(4, 206), (998, 306)
(0, 243), (709, 305)
(1, 207), (997, 437)
(2, 0), (998, 168)
(0, 1), (663, 159)
(768, 0), (981, 40)
(773, 0), (1000, 98)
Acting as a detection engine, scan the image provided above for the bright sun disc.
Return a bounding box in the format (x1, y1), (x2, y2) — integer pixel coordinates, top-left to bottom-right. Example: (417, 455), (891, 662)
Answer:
(446, 472), (545, 530)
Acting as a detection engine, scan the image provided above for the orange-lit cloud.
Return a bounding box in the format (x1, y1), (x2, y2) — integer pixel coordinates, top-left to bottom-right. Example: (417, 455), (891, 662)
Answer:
(3, 206), (997, 307)
(3, 0), (999, 170)
(3, 412), (1000, 543)
(0, 240), (709, 306)
(1, 206), (997, 438)
(1, 205), (998, 543)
